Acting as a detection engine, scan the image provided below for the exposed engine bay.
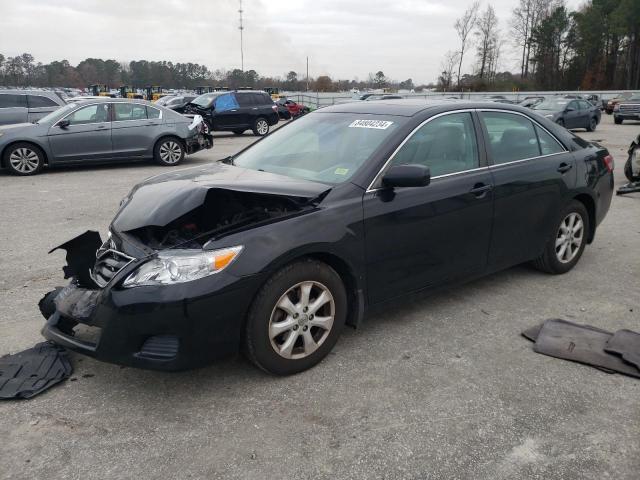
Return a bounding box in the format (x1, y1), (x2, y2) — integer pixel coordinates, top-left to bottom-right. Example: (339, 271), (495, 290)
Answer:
(125, 188), (315, 249)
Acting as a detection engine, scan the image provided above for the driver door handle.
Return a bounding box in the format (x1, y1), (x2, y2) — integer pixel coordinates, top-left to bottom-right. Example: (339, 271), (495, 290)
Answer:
(470, 183), (493, 198)
(557, 163), (573, 173)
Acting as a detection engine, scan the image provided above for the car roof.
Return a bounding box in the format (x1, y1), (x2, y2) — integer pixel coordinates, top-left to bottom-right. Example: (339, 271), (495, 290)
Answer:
(67, 98), (157, 106)
(317, 99), (534, 117)
(0, 89), (61, 96)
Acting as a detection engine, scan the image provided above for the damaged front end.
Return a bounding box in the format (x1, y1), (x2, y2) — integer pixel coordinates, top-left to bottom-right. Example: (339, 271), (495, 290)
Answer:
(40, 163), (331, 370)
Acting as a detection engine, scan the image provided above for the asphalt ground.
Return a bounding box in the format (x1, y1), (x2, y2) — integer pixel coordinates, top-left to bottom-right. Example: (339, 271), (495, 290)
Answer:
(0, 114), (639, 479)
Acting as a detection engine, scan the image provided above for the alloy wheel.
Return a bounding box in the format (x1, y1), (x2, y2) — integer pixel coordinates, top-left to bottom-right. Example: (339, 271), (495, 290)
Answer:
(555, 212), (584, 263)
(257, 119), (269, 135)
(159, 141), (182, 163)
(9, 147), (40, 174)
(268, 281), (335, 360)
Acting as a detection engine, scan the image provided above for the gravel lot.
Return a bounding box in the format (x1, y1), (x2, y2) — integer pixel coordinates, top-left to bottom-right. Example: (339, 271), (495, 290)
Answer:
(1, 114), (639, 479)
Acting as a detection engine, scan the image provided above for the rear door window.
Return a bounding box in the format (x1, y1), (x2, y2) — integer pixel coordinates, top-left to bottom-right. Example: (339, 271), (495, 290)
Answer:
(27, 95), (58, 108)
(235, 93), (253, 107)
(114, 103), (147, 121)
(214, 93), (239, 112)
(0, 94), (27, 108)
(480, 112), (540, 164)
(146, 106), (161, 119)
(535, 125), (565, 155)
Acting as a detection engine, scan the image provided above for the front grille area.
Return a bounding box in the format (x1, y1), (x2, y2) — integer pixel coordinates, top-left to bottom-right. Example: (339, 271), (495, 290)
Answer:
(620, 104), (640, 113)
(91, 243), (134, 287)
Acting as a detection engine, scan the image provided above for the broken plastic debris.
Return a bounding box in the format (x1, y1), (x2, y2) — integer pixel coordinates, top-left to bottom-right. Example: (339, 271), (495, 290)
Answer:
(0, 342), (72, 399)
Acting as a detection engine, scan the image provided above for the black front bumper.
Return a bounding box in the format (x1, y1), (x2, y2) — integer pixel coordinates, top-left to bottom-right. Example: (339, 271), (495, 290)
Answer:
(42, 268), (264, 371)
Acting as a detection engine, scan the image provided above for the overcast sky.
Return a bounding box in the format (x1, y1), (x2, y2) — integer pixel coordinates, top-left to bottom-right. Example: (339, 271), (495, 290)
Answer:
(0, 0), (583, 84)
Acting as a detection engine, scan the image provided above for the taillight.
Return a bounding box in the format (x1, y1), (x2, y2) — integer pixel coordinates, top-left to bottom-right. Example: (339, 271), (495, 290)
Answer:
(603, 154), (614, 172)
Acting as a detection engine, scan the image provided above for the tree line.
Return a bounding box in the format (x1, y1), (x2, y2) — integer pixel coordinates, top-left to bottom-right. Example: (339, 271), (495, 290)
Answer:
(0, 53), (418, 93)
(440, 0), (640, 91)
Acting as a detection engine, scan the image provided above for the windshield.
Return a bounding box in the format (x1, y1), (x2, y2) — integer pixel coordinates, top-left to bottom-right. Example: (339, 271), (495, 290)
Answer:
(233, 112), (408, 184)
(37, 103), (76, 124)
(532, 99), (570, 111)
(190, 92), (223, 108)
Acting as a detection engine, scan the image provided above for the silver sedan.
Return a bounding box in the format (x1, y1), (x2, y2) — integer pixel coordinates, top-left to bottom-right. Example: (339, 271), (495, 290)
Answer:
(0, 99), (212, 176)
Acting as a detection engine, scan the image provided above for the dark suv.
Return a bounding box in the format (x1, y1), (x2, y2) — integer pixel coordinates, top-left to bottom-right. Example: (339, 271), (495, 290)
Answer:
(183, 90), (279, 136)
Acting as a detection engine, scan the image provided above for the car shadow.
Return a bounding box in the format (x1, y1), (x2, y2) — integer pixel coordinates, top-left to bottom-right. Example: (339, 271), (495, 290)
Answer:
(65, 262), (548, 400)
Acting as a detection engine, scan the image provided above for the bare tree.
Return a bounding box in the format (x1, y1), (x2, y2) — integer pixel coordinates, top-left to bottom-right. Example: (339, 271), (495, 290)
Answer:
(439, 50), (460, 91)
(454, 1), (480, 88)
(510, 0), (555, 78)
(475, 5), (500, 80)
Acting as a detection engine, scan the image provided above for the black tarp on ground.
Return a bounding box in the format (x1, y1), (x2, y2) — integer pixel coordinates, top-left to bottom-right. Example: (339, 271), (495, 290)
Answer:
(523, 319), (640, 379)
(0, 342), (72, 399)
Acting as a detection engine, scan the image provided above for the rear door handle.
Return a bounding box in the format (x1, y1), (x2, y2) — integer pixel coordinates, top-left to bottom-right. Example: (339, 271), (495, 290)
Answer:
(470, 183), (493, 198)
(557, 163), (573, 173)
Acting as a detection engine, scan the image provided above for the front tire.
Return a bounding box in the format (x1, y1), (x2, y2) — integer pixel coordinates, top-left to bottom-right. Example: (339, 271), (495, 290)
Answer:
(252, 117), (269, 136)
(243, 259), (347, 375)
(3, 142), (44, 176)
(614, 116), (623, 125)
(154, 137), (184, 166)
(556, 119), (565, 128)
(532, 200), (589, 274)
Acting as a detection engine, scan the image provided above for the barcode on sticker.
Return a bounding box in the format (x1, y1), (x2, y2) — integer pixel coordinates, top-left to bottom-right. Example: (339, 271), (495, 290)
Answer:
(348, 120), (394, 130)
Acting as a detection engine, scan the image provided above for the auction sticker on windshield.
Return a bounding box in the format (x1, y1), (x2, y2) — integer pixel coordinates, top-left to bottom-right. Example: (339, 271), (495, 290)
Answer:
(348, 119), (394, 129)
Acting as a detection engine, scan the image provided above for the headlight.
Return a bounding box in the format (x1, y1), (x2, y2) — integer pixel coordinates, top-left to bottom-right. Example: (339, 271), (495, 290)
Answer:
(122, 246), (242, 287)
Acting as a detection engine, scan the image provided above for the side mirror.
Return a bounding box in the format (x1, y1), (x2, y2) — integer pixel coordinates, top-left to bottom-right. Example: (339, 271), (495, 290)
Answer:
(57, 119), (70, 128)
(381, 164), (431, 188)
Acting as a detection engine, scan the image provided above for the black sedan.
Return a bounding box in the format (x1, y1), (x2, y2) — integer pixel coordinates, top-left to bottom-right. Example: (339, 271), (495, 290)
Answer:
(41, 100), (614, 375)
(532, 98), (601, 131)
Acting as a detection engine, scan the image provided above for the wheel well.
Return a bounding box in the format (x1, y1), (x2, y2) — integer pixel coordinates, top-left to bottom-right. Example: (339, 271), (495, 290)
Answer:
(573, 193), (596, 243)
(304, 252), (363, 328)
(1, 141), (49, 168)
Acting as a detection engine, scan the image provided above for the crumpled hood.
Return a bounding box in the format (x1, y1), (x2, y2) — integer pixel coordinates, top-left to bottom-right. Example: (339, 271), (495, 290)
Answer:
(112, 162), (331, 232)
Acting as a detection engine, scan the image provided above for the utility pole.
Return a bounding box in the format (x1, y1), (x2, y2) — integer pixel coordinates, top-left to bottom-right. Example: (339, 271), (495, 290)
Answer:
(306, 56), (309, 92)
(238, 0), (244, 72)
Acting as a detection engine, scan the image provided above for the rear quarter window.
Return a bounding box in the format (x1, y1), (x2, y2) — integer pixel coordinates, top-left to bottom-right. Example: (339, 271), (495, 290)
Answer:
(27, 95), (59, 108)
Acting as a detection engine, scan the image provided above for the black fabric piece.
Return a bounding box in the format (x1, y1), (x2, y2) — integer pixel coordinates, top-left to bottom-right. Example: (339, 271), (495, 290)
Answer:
(48, 230), (102, 288)
(522, 320), (612, 342)
(0, 342), (72, 399)
(530, 319), (640, 378)
(605, 329), (640, 369)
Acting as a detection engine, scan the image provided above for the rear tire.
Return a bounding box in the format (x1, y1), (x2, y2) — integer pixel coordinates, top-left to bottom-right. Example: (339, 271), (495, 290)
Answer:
(614, 116), (623, 125)
(252, 117), (269, 136)
(586, 117), (597, 132)
(154, 137), (184, 166)
(243, 259), (347, 375)
(532, 200), (589, 275)
(3, 142), (44, 176)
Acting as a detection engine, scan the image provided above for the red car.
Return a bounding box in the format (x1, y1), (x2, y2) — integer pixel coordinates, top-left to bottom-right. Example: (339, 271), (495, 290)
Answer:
(277, 98), (310, 118)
